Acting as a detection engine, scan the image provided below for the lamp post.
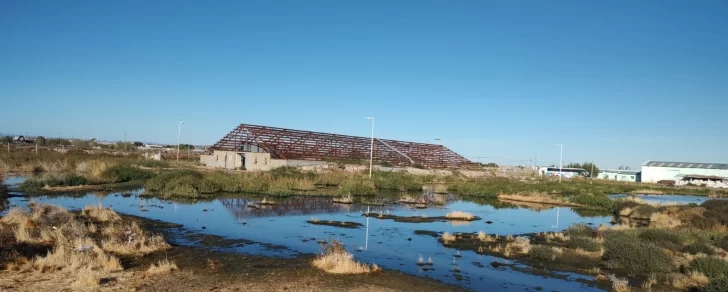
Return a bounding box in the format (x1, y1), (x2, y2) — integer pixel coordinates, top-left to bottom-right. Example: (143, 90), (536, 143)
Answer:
(365, 117), (374, 179)
(555, 144), (563, 183)
(177, 122), (184, 162)
(188, 133), (191, 155)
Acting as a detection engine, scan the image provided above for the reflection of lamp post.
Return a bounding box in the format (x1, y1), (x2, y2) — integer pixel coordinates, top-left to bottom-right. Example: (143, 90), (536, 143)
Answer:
(365, 206), (370, 250)
(552, 207), (560, 229)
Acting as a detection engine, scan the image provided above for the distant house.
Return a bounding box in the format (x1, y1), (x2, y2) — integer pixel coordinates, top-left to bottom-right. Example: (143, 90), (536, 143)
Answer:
(598, 170), (641, 183)
(12, 136), (31, 144)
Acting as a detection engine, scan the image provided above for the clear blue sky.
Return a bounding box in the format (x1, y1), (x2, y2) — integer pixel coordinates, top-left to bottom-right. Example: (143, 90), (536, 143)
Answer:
(1, 0), (727, 169)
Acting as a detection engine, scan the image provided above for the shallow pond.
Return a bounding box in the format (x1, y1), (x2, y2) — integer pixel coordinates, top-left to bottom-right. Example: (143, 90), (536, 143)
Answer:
(2, 177), (611, 291)
(610, 193), (723, 205)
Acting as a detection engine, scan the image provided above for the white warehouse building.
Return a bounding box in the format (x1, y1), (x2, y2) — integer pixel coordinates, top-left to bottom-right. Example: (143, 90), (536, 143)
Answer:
(641, 161), (728, 188)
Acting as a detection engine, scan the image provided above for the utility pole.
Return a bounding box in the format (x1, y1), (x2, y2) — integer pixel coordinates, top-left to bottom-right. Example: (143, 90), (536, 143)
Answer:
(365, 117), (374, 178)
(124, 132), (127, 151)
(188, 133), (191, 155)
(555, 144), (563, 183)
(177, 122), (184, 162)
(591, 160), (594, 178)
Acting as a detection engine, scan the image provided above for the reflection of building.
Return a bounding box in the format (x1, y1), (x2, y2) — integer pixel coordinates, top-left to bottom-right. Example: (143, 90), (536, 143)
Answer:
(220, 197), (359, 219)
(598, 170), (641, 182)
(641, 161), (728, 188)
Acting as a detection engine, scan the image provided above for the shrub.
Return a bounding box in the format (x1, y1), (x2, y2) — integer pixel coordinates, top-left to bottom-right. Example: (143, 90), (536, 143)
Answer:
(146, 170), (202, 192)
(565, 236), (602, 252)
(631, 205), (660, 219)
(373, 171), (422, 191)
(685, 257), (728, 280)
(20, 178), (45, 191)
(638, 229), (686, 251)
(699, 277), (728, 292)
(569, 194), (615, 210)
(683, 242), (716, 256)
(269, 166), (304, 178)
(702, 200), (728, 226)
(339, 179), (376, 195)
(564, 223), (594, 238)
(529, 245), (559, 262)
(603, 232), (673, 273)
(719, 236), (728, 252)
(615, 200), (641, 215)
(103, 165), (153, 183)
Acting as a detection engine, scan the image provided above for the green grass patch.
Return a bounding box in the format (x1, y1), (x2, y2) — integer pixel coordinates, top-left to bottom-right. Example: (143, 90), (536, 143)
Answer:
(682, 242), (716, 256)
(603, 231), (673, 273)
(638, 229), (686, 251)
(565, 236), (602, 252)
(685, 257), (728, 279)
(564, 223), (594, 238)
(699, 277), (728, 292)
(529, 245), (559, 262)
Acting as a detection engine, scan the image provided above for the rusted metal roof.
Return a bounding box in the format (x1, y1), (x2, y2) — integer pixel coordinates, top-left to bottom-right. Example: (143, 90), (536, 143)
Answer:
(210, 123), (474, 168)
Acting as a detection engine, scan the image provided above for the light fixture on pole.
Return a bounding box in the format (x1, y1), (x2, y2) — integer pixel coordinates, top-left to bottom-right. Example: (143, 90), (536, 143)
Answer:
(365, 117), (374, 179)
(177, 122), (184, 162)
(555, 144), (563, 183)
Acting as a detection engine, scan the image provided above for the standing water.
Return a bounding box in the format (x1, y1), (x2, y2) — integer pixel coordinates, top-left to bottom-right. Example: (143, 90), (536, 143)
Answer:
(2, 177), (610, 291)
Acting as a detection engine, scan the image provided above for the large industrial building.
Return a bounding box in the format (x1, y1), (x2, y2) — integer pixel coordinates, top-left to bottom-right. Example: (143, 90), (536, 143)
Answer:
(641, 161), (728, 188)
(200, 123), (473, 170)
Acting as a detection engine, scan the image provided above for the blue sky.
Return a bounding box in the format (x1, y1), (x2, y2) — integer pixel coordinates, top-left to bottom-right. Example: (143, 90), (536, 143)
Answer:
(1, 0), (727, 169)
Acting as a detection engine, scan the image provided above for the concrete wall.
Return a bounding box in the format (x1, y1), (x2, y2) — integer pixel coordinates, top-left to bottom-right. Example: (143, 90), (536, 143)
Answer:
(286, 160), (327, 168)
(243, 152), (272, 171)
(641, 166), (728, 183)
(200, 150), (244, 169)
(269, 159), (288, 169)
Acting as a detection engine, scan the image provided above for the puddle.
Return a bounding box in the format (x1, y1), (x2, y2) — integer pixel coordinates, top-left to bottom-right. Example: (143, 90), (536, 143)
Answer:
(2, 178), (610, 291)
(610, 194), (724, 205)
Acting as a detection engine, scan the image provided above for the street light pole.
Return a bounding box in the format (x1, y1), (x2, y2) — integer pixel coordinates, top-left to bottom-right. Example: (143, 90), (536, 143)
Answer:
(188, 133), (191, 155)
(177, 122), (184, 162)
(555, 144), (563, 183)
(365, 117), (374, 179)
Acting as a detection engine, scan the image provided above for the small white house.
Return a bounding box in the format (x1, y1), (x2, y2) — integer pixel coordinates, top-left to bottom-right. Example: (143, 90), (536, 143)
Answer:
(598, 170), (641, 182)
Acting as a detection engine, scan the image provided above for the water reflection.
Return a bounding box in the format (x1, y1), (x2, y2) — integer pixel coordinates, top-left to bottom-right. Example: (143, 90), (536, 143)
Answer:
(2, 183), (611, 291)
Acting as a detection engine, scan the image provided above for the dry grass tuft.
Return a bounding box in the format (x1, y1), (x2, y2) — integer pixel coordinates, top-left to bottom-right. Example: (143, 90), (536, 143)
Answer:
(312, 240), (379, 274)
(445, 211), (474, 220)
(332, 195), (354, 204)
(147, 258), (179, 275)
(477, 231), (496, 242)
(441, 232), (456, 242)
(641, 273), (657, 289)
(670, 271), (710, 290)
(649, 212), (681, 228)
(33, 237), (123, 273)
(607, 274), (630, 292)
(1, 207), (30, 225)
(82, 204), (121, 222)
(101, 222), (170, 256)
(506, 236), (531, 254)
(543, 232), (569, 242)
